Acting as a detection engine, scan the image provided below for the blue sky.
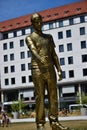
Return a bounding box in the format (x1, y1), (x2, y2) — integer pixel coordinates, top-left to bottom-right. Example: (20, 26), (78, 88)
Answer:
(0, 0), (81, 22)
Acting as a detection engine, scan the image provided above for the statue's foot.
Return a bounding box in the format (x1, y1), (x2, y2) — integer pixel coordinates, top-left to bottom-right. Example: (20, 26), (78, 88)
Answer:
(37, 124), (45, 130)
(51, 122), (70, 130)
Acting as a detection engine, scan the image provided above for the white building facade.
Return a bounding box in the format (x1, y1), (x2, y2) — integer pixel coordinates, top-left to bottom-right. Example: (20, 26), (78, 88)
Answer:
(0, 1), (87, 110)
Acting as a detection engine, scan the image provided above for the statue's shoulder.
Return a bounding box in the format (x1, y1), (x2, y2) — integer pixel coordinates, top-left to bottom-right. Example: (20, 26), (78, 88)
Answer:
(25, 34), (31, 41)
(26, 32), (38, 44)
(26, 32), (34, 38)
(25, 33), (34, 41)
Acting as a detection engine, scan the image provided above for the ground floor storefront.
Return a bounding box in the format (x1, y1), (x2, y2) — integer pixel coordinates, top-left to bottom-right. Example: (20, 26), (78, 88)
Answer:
(0, 82), (87, 112)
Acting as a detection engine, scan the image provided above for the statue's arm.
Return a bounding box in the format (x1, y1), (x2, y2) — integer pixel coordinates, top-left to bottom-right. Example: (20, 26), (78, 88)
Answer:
(25, 36), (41, 62)
(50, 36), (62, 80)
(52, 48), (62, 72)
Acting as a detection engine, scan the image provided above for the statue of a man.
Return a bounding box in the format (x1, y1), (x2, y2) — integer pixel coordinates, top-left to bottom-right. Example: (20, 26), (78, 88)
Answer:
(26, 13), (70, 130)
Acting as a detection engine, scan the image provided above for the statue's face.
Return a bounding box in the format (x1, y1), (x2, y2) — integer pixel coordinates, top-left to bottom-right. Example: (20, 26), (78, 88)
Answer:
(32, 17), (42, 31)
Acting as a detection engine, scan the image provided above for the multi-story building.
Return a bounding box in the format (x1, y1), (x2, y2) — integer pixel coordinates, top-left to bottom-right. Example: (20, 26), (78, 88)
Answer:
(0, 0), (87, 110)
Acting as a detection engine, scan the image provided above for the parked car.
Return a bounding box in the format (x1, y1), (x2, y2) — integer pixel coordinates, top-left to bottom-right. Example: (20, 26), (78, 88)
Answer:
(69, 104), (87, 112)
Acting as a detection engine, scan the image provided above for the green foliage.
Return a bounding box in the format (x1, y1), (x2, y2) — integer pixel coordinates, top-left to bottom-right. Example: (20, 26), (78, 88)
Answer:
(81, 96), (87, 104)
(11, 100), (27, 112)
(77, 95), (87, 106)
(11, 101), (19, 112)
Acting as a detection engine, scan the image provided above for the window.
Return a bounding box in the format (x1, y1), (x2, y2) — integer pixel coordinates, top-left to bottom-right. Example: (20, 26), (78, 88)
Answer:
(27, 51), (32, 58)
(20, 94), (24, 100)
(4, 67), (8, 73)
(47, 15), (51, 18)
(62, 71), (66, 79)
(29, 76), (32, 82)
(83, 68), (87, 76)
(10, 66), (15, 72)
(81, 41), (86, 49)
(3, 33), (8, 39)
(9, 42), (14, 49)
(54, 13), (59, 16)
(11, 78), (15, 84)
(59, 45), (64, 52)
(5, 78), (9, 85)
(76, 8), (81, 11)
(22, 29), (25, 35)
(66, 30), (71, 38)
(68, 56), (73, 64)
(30, 26), (34, 33)
(64, 10), (69, 14)
(16, 22), (20, 26)
(80, 16), (85, 23)
(20, 39), (24, 47)
(67, 43), (72, 51)
(4, 55), (8, 62)
(49, 22), (54, 29)
(42, 26), (44, 31)
(82, 54), (87, 62)
(28, 63), (31, 70)
(21, 64), (25, 71)
(31, 97), (35, 100)
(3, 43), (7, 50)
(10, 53), (14, 61)
(80, 27), (85, 35)
(20, 52), (25, 59)
(22, 76), (26, 83)
(24, 97), (29, 101)
(60, 58), (65, 65)
(58, 31), (63, 39)
(14, 31), (17, 37)
(59, 20), (63, 27)
(69, 18), (74, 25)
(69, 70), (74, 78)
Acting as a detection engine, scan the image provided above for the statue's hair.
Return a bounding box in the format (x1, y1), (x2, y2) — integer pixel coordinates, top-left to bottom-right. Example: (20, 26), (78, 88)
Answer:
(31, 13), (42, 23)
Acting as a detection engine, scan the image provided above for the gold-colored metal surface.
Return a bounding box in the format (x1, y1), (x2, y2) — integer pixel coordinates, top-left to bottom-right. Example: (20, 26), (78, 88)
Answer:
(26, 13), (70, 130)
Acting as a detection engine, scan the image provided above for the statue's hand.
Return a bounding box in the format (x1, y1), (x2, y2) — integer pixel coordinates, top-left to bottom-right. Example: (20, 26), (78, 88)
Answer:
(58, 70), (62, 81)
(40, 56), (48, 64)
(40, 59), (45, 64)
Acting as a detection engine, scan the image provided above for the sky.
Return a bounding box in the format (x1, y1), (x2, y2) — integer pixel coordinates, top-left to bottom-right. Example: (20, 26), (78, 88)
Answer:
(0, 0), (81, 22)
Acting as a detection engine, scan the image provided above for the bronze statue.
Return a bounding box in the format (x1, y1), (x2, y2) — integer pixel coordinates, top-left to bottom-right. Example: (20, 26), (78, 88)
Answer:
(26, 13), (71, 130)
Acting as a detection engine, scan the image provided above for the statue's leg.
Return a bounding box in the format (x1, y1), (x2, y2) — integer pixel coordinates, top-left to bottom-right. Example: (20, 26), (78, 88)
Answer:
(37, 124), (45, 130)
(32, 69), (46, 130)
(49, 115), (70, 130)
(47, 73), (70, 130)
(47, 74), (58, 125)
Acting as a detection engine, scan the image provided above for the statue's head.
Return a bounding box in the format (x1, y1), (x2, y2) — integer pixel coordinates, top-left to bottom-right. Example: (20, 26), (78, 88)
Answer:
(30, 13), (43, 31)
(31, 13), (42, 23)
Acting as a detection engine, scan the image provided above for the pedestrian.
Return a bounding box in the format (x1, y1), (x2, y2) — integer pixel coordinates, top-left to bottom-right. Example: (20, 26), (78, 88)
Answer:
(1, 110), (9, 127)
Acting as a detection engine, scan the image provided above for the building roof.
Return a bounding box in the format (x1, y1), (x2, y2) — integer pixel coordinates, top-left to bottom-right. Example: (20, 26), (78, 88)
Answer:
(0, 0), (87, 32)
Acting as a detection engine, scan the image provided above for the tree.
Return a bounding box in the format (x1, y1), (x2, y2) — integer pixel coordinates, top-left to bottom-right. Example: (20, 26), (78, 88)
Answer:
(11, 100), (26, 112)
(81, 96), (87, 107)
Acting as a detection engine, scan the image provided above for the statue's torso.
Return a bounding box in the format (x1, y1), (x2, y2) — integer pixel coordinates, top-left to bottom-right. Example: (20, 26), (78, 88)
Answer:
(30, 32), (54, 69)
(31, 32), (50, 56)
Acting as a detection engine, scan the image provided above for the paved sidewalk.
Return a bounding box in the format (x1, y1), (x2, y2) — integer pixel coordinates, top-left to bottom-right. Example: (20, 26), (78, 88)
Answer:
(9, 116), (87, 123)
